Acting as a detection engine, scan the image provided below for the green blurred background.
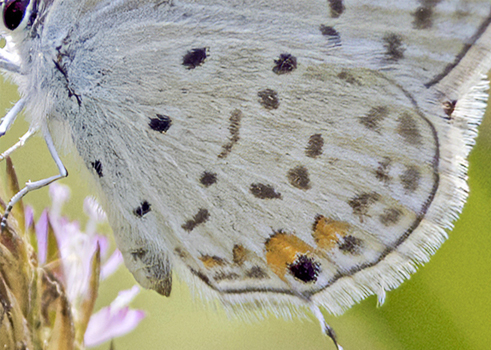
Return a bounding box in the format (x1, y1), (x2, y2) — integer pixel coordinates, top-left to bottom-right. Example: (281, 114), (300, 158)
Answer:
(1, 73), (491, 350)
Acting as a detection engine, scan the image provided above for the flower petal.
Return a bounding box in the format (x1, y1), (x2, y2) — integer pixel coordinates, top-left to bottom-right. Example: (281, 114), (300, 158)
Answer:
(100, 250), (123, 280)
(49, 183), (70, 219)
(35, 210), (48, 265)
(84, 307), (145, 347)
(83, 197), (107, 223)
(112, 286), (140, 311)
(24, 205), (34, 229)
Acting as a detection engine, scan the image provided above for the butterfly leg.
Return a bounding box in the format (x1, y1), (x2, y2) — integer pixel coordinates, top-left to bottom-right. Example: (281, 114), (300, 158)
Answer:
(0, 98), (26, 137)
(311, 304), (343, 350)
(0, 128), (36, 161)
(0, 54), (20, 73)
(1, 128), (68, 228)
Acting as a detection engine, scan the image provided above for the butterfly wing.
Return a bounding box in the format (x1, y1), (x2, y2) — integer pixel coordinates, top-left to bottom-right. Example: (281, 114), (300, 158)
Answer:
(16, 0), (491, 313)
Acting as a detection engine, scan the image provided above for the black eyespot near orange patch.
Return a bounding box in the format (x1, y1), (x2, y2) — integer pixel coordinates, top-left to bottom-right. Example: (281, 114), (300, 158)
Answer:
(288, 255), (320, 283)
(265, 231), (317, 282)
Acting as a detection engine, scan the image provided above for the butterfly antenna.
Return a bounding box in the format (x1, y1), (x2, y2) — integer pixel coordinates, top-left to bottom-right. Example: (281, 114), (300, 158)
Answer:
(310, 304), (343, 350)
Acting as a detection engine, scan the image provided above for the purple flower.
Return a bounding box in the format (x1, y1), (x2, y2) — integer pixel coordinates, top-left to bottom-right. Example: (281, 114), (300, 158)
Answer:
(84, 286), (146, 347)
(35, 183), (143, 347)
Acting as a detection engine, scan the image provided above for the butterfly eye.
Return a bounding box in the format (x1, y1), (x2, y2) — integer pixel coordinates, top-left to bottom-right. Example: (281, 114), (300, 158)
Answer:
(3, 0), (31, 30)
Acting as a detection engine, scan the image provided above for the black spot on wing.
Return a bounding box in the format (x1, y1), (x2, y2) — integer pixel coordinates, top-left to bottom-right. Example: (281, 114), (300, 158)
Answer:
(182, 208), (210, 232)
(200, 171), (217, 187)
(273, 53), (297, 75)
(328, 0), (345, 18)
(149, 114), (172, 133)
(305, 134), (324, 158)
(250, 183), (282, 199)
(383, 33), (405, 61)
(258, 89), (280, 110)
(91, 160), (103, 177)
(218, 109), (242, 159)
(287, 166), (311, 190)
(134, 201), (151, 217)
(182, 48), (207, 69)
(288, 255), (320, 283)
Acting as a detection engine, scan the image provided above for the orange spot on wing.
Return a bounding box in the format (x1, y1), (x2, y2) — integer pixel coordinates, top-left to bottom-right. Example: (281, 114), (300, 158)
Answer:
(265, 231), (314, 281)
(232, 244), (247, 265)
(199, 255), (225, 269)
(312, 216), (350, 250)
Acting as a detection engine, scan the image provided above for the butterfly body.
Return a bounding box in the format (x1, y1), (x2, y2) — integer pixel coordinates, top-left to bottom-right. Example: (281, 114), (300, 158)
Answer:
(2, 0), (491, 335)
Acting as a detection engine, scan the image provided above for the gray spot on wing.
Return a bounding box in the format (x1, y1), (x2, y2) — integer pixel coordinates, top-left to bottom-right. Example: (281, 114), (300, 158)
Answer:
(379, 208), (403, 226)
(287, 166), (311, 190)
(338, 70), (360, 85)
(258, 89), (279, 110)
(218, 109), (242, 159)
(328, 0), (345, 18)
(214, 272), (240, 281)
(250, 183), (282, 199)
(305, 134), (324, 158)
(359, 106), (389, 132)
(338, 235), (363, 255)
(400, 166), (421, 193)
(182, 208), (210, 231)
(383, 33), (405, 61)
(375, 157), (392, 183)
(397, 113), (421, 145)
(245, 266), (269, 279)
(319, 25), (341, 46)
(412, 0), (440, 29)
(349, 192), (381, 221)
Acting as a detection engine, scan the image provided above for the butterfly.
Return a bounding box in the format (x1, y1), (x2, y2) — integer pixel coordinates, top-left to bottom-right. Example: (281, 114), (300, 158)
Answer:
(1, 0), (491, 348)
